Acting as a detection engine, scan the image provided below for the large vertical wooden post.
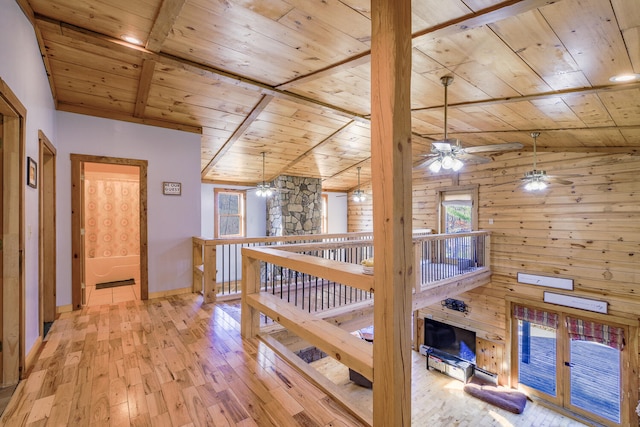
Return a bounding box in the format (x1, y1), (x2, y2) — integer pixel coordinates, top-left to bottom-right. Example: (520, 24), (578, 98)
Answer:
(371, 0), (413, 426)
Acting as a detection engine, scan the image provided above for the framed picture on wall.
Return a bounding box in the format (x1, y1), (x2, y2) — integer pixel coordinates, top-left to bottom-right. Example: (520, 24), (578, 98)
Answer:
(27, 157), (37, 188)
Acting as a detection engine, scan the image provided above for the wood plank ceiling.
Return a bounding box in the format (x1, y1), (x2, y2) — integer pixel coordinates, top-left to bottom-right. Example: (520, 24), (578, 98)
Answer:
(18, 0), (640, 191)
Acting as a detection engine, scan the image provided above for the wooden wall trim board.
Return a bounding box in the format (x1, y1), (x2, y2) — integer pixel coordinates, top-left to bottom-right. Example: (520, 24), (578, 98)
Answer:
(147, 286), (191, 300)
(23, 336), (42, 375)
(55, 304), (73, 314)
(0, 78), (26, 385)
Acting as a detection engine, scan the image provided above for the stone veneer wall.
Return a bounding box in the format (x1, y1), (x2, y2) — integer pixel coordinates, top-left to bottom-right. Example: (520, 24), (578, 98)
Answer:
(267, 175), (322, 236)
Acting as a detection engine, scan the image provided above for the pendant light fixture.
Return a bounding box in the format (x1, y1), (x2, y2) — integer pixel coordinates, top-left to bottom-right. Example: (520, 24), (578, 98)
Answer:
(352, 167), (366, 202)
(256, 152), (274, 197)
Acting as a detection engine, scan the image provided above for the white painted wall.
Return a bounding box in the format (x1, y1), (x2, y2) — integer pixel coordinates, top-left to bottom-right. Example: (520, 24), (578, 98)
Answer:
(201, 184), (267, 238)
(57, 112), (201, 299)
(200, 185), (347, 237)
(325, 192), (348, 233)
(0, 1), (58, 361)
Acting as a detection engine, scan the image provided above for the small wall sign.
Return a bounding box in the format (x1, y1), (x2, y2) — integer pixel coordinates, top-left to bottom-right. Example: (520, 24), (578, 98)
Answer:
(543, 291), (608, 314)
(163, 181), (181, 195)
(517, 272), (573, 290)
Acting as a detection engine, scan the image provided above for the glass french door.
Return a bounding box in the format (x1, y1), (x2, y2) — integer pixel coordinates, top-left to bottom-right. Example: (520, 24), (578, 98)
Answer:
(513, 305), (626, 426)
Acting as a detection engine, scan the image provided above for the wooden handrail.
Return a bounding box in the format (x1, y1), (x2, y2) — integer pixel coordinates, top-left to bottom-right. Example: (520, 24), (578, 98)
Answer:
(242, 247), (374, 293)
(247, 293), (373, 380)
(192, 229), (490, 304)
(193, 231), (375, 246)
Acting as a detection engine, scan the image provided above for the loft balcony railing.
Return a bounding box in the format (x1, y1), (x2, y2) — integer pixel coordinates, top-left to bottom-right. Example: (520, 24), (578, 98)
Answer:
(192, 231), (379, 303)
(192, 230), (488, 305)
(239, 230), (491, 425)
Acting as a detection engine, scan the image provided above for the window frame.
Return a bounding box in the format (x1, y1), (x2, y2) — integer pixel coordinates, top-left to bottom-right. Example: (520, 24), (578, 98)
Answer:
(321, 193), (328, 233)
(435, 184), (479, 234)
(507, 298), (637, 427)
(214, 188), (246, 238)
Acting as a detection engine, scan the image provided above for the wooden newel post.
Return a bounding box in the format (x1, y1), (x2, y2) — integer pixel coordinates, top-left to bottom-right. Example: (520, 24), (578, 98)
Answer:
(203, 244), (217, 304)
(371, 0), (413, 426)
(192, 239), (203, 293)
(241, 251), (261, 339)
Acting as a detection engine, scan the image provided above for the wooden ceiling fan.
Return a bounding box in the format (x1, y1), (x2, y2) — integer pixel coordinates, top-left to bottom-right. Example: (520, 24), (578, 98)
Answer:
(520, 132), (574, 191)
(417, 76), (523, 173)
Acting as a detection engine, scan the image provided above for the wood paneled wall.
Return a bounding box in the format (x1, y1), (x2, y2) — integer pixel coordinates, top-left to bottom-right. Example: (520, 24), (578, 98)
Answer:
(348, 150), (640, 388)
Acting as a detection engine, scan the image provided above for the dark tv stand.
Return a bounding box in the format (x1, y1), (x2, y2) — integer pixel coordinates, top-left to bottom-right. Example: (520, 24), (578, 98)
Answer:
(426, 347), (474, 383)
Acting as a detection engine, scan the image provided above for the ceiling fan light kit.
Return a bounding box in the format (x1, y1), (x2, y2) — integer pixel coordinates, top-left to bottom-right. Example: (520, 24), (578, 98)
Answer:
(420, 76), (523, 173)
(520, 132), (573, 192)
(523, 170), (548, 191)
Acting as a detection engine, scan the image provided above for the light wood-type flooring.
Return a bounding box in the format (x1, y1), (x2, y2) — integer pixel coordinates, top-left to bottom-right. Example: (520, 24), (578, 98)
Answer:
(85, 282), (140, 306)
(0, 293), (590, 426)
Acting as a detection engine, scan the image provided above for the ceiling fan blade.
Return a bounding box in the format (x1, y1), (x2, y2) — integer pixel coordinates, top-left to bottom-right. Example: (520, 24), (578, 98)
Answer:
(458, 153), (492, 164)
(463, 142), (524, 153)
(547, 177), (573, 185)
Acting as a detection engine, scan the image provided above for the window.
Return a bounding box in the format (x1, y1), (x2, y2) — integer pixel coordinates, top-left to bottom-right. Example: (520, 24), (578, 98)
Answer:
(436, 185), (478, 234)
(214, 189), (245, 237)
(436, 185), (478, 261)
(321, 194), (328, 233)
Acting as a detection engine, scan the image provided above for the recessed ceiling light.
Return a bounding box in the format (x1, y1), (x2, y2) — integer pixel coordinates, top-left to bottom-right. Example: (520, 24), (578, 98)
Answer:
(122, 35), (142, 45)
(609, 73), (640, 83)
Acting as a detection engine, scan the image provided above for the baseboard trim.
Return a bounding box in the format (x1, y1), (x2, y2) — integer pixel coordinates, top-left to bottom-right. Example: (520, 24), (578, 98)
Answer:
(25, 335), (43, 374)
(148, 286), (192, 300)
(56, 304), (73, 314)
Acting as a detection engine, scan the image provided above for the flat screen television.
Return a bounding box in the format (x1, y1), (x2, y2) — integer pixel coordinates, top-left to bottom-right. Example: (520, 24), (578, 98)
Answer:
(424, 318), (476, 364)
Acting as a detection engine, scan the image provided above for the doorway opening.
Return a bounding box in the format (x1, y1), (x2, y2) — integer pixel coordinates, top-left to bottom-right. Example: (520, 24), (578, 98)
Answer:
(84, 162), (141, 306)
(39, 131), (56, 338)
(70, 155), (148, 309)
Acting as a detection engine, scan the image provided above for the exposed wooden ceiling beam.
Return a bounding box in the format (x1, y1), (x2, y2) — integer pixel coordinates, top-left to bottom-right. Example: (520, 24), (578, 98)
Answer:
(267, 121), (357, 182)
(412, 0), (559, 41)
(57, 102), (202, 133)
(412, 81), (640, 115)
(35, 15), (370, 122)
(146, 0), (188, 52)
(134, 59), (156, 118)
(276, 0), (558, 91)
(201, 94), (274, 178)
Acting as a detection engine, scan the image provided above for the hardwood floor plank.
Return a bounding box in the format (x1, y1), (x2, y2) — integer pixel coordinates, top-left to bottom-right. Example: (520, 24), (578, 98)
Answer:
(46, 381), (74, 425)
(0, 293), (593, 426)
(160, 380), (192, 426)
